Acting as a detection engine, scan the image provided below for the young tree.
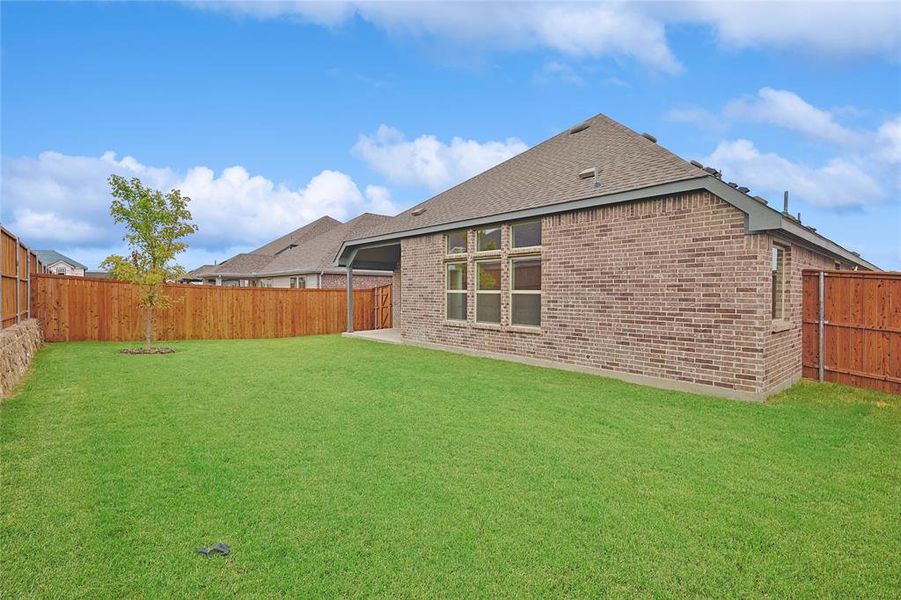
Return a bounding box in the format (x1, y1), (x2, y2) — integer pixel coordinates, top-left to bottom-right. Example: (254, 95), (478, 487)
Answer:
(100, 175), (198, 350)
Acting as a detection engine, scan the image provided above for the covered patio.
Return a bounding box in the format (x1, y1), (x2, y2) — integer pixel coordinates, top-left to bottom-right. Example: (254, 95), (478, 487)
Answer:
(340, 242), (400, 333)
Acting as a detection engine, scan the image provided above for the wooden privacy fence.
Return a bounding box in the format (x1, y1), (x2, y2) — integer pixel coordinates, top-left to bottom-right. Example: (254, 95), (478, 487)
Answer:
(802, 270), (901, 395)
(1, 226), (45, 329)
(31, 274), (392, 342)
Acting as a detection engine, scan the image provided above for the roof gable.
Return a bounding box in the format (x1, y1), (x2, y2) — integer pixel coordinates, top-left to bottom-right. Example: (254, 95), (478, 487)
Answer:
(250, 215), (341, 255)
(357, 113), (704, 239)
(259, 213), (392, 275)
(36, 250), (87, 270)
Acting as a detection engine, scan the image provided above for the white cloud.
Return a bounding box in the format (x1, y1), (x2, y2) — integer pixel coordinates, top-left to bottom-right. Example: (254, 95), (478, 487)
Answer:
(676, 1), (901, 59)
(363, 184), (396, 214)
(703, 139), (884, 208)
(192, 1), (901, 71)
(724, 88), (863, 145)
(353, 125), (528, 192)
(1, 151), (390, 255)
(666, 106), (728, 133)
(533, 60), (585, 85)
(194, 1), (682, 73)
(875, 116), (901, 165)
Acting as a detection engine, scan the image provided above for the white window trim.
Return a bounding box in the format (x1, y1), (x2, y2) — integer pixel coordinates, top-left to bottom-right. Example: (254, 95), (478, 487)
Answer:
(475, 260), (502, 324)
(446, 231), (468, 256)
(510, 256), (541, 328)
(445, 262), (467, 322)
(772, 243), (788, 320)
(511, 220), (542, 251)
(475, 227), (502, 254)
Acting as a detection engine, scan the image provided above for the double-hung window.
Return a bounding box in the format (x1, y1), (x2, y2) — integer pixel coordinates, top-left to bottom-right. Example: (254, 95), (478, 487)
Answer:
(446, 262), (467, 321)
(289, 276), (306, 289)
(511, 257), (541, 326)
(476, 261), (501, 323)
(771, 244), (787, 319)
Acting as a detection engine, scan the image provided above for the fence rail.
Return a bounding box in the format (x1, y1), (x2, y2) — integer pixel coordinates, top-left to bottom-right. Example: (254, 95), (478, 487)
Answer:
(802, 270), (901, 395)
(1, 226), (45, 329)
(31, 274), (391, 342)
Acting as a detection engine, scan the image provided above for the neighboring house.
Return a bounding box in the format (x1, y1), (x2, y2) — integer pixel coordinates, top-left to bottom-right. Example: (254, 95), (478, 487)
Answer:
(186, 214), (393, 289)
(337, 113), (877, 402)
(35, 250), (87, 276)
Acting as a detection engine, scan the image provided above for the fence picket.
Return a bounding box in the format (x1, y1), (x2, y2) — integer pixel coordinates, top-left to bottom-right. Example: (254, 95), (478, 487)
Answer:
(29, 273), (390, 342)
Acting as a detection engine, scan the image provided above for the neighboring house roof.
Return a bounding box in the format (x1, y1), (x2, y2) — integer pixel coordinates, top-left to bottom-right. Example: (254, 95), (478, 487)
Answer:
(189, 213), (391, 279)
(35, 250), (87, 270)
(250, 215), (342, 255)
(337, 112), (877, 271)
(258, 213), (392, 276)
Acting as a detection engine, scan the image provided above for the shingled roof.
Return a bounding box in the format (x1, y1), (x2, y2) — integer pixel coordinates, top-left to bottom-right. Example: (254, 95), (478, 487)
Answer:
(35, 250), (88, 270)
(355, 113), (705, 239)
(188, 213), (391, 279)
(258, 213), (392, 276)
(337, 111), (877, 271)
(250, 215), (341, 255)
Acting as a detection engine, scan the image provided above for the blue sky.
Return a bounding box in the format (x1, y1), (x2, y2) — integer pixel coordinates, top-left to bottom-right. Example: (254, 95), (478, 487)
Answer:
(2, 1), (899, 269)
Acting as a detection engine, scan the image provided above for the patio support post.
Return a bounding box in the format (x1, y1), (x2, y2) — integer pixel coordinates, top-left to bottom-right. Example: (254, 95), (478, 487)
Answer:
(346, 266), (354, 333)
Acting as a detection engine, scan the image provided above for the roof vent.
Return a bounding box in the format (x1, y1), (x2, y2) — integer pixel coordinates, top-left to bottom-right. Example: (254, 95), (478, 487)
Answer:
(641, 132), (657, 143)
(727, 182), (738, 188)
(703, 166), (721, 178)
(578, 167), (600, 188)
(851, 251), (861, 257)
(411, 207), (427, 216)
(737, 186), (750, 193)
(690, 160), (704, 168)
(569, 122), (590, 134)
(753, 195), (768, 205)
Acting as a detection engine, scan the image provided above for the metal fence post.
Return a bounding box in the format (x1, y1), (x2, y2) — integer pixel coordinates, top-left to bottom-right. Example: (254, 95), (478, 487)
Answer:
(818, 271), (825, 382)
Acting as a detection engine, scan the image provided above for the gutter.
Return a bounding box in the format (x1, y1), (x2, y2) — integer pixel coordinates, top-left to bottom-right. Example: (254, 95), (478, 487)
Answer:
(335, 175), (878, 271)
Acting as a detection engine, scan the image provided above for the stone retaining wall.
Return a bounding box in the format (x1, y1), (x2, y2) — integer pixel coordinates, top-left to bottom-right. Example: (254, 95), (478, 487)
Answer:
(0, 319), (43, 399)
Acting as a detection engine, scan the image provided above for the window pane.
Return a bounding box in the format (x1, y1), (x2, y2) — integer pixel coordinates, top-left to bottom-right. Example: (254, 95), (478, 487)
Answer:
(476, 293), (500, 323)
(477, 261), (501, 290)
(772, 246), (785, 319)
(512, 221), (542, 248)
(447, 293), (467, 320)
(477, 227), (501, 251)
(447, 231), (467, 254)
(512, 294), (541, 327)
(447, 263), (467, 291)
(512, 259), (541, 291)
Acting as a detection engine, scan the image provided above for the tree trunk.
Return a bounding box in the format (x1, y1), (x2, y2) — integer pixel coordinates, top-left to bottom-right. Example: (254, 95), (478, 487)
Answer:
(145, 306), (153, 351)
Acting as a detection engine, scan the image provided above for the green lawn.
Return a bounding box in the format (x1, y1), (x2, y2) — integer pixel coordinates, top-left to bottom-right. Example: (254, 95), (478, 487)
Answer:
(2, 337), (899, 598)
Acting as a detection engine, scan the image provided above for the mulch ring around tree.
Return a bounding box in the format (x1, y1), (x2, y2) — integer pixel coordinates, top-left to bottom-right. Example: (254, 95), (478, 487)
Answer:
(119, 347), (176, 355)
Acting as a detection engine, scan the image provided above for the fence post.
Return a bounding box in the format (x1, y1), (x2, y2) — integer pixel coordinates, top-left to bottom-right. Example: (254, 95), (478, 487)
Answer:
(26, 252), (31, 320)
(14, 237), (21, 324)
(818, 271), (825, 382)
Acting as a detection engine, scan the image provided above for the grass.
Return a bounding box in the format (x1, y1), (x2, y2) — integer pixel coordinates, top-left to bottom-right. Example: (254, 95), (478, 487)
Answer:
(2, 336), (899, 598)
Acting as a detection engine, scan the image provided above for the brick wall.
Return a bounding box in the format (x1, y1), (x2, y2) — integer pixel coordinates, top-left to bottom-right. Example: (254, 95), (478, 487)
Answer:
(398, 190), (839, 399)
(763, 242), (844, 392)
(320, 273), (393, 290)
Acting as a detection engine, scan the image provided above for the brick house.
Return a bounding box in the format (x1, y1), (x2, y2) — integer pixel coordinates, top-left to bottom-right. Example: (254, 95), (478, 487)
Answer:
(35, 250), (87, 277)
(187, 213), (393, 290)
(337, 113), (877, 401)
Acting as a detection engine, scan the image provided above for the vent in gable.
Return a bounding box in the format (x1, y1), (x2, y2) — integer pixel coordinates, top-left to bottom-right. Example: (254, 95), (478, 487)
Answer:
(569, 122), (590, 134)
